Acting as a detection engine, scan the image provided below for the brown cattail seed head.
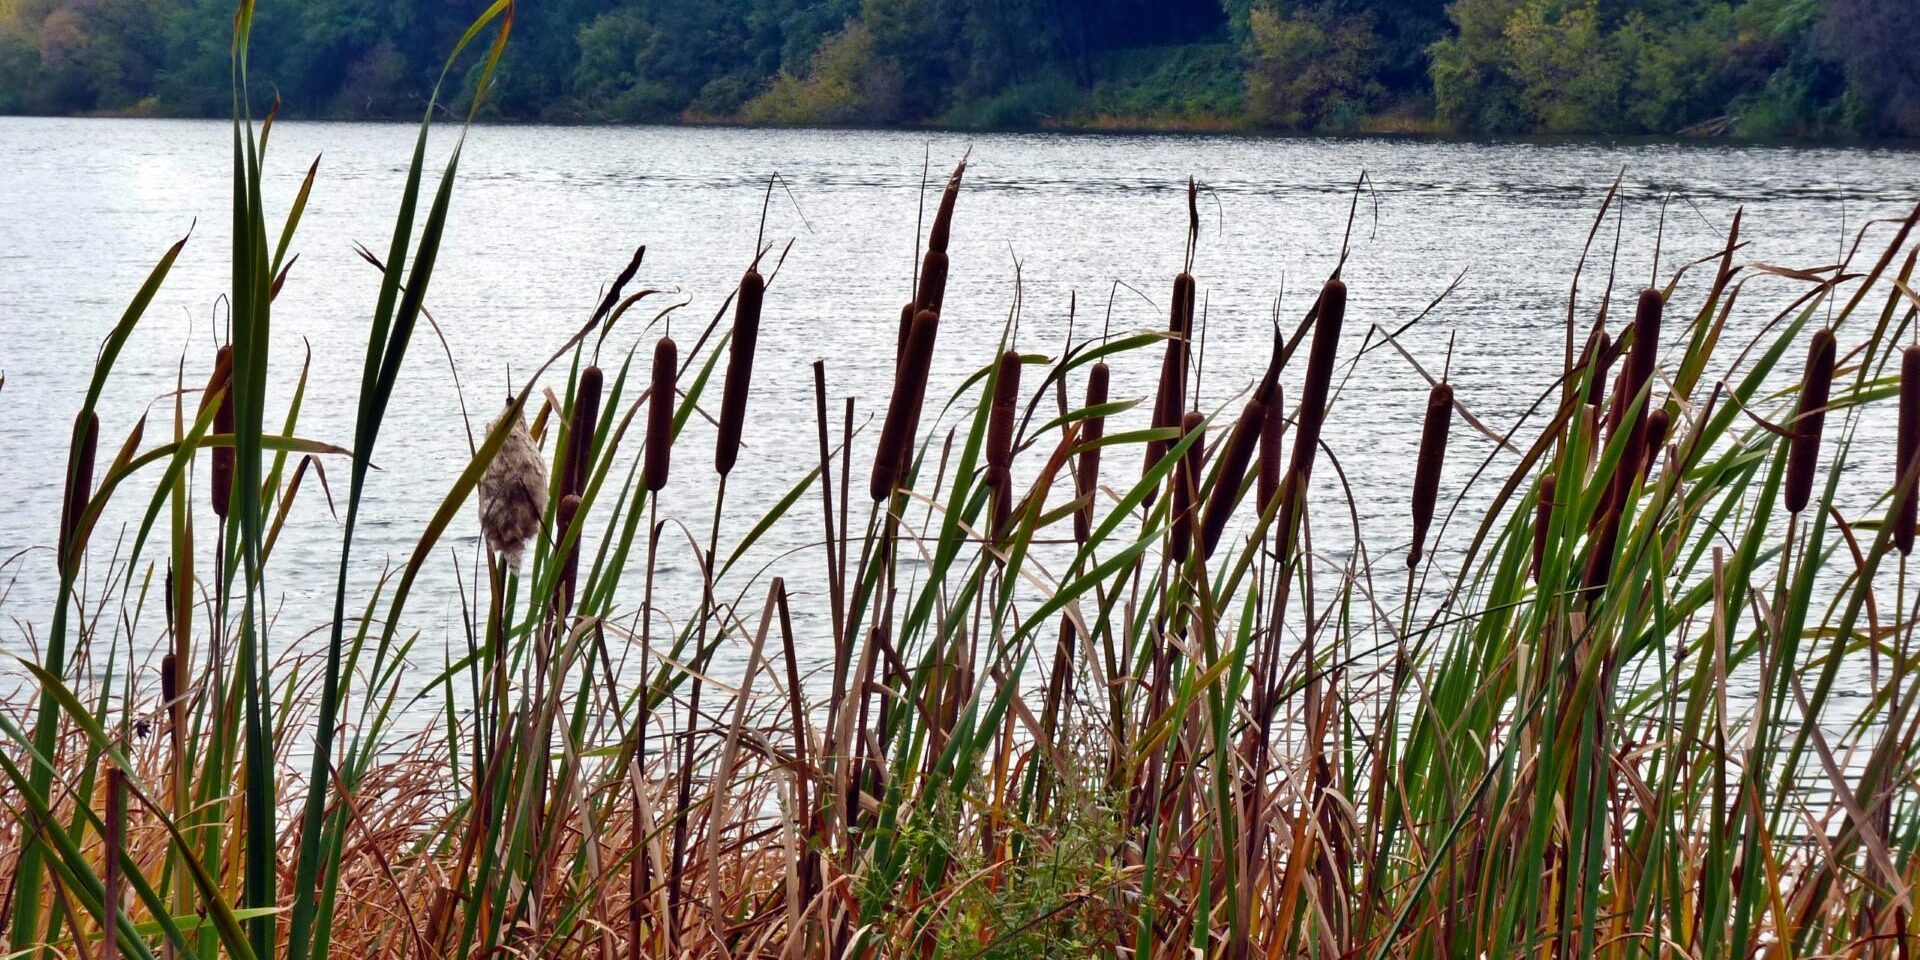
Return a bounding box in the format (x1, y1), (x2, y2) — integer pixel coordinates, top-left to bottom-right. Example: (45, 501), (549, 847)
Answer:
(1583, 327), (1613, 408)
(986, 350), (1021, 479)
(1582, 506), (1623, 601)
(646, 336), (677, 493)
(716, 269), (764, 477)
(58, 410), (99, 573)
(1408, 381), (1453, 569)
(1784, 327), (1836, 514)
(1258, 382), (1284, 511)
(1287, 279), (1346, 484)
(1200, 395), (1266, 559)
(209, 345), (235, 520)
(1144, 272), (1197, 485)
(916, 251), (950, 315)
(926, 159), (965, 254)
(1074, 362), (1109, 544)
(1898, 345), (1920, 556)
(479, 404), (548, 571)
(1170, 410), (1205, 564)
(565, 365), (604, 497)
(897, 301), (915, 362)
(1532, 473), (1557, 582)
(873, 309), (940, 501)
(1641, 408), (1671, 481)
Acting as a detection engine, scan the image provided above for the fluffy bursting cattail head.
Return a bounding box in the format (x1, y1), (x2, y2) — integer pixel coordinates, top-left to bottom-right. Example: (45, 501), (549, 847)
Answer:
(1171, 410), (1205, 563)
(479, 403), (548, 571)
(1784, 327), (1836, 514)
(1199, 394), (1266, 559)
(1073, 361), (1109, 544)
(872, 309), (940, 501)
(1407, 381), (1453, 569)
(1898, 345), (1920, 556)
(716, 268), (764, 477)
(646, 335), (677, 493)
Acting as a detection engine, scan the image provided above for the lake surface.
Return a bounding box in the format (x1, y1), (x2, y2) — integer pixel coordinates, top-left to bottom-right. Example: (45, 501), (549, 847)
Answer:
(2, 117), (1916, 721)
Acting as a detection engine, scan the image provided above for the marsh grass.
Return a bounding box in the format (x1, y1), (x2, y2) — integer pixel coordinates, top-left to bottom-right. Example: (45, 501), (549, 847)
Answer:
(5, 7), (1920, 960)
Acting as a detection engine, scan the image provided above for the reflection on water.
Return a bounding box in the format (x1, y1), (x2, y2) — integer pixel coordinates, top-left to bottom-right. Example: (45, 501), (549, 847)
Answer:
(0, 117), (1915, 725)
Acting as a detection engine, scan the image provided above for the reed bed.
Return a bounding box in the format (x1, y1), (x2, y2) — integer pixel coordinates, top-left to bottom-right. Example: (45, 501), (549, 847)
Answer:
(5, 7), (1920, 960)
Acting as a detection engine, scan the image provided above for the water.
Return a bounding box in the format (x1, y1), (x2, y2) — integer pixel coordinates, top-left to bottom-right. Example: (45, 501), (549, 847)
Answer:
(1, 116), (1916, 725)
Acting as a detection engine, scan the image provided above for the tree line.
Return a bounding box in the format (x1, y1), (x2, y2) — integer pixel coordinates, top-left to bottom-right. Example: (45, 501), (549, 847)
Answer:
(1, 0), (1915, 136)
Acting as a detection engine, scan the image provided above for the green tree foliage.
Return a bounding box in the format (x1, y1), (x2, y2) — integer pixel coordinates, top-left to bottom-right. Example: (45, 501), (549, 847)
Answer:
(0, 0), (1908, 135)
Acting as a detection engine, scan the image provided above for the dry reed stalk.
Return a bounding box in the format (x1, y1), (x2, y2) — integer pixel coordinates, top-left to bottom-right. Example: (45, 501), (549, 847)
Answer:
(565, 365), (604, 497)
(1171, 410), (1205, 563)
(479, 404), (548, 571)
(1784, 327), (1836, 514)
(871, 309), (939, 501)
(715, 269), (763, 477)
(1407, 381), (1453, 568)
(646, 336), (677, 493)
(1532, 473), (1556, 581)
(57, 411), (99, 573)
(1073, 361), (1109, 543)
(1199, 395), (1266, 559)
(1900, 345), (1920, 555)
(210, 344), (235, 519)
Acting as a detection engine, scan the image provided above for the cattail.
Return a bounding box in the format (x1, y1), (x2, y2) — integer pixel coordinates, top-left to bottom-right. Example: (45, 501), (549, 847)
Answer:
(1582, 506), (1622, 600)
(1531, 473), (1556, 581)
(1407, 381), (1453, 569)
(1170, 410), (1205, 564)
(873, 309), (940, 501)
(1074, 362), (1109, 543)
(1258, 382), (1284, 511)
(916, 251), (950, 315)
(1288, 280), (1345, 482)
(897, 301), (916, 362)
(1144, 272), (1197, 482)
(565, 365), (604, 496)
(556, 493), (582, 611)
(986, 350), (1022, 534)
(1605, 368), (1629, 439)
(646, 336), (677, 493)
(57, 410), (98, 573)
(1784, 327), (1836, 514)
(479, 404), (548, 571)
(716, 269), (764, 477)
(209, 345), (235, 519)
(1626, 288), (1663, 404)
(1898, 345), (1920, 556)
(926, 159), (966, 254)
(1582, 327), (1613, 408)
(1641, 408), (1671, 482)
(986, 351), (1021, 477)
(1199, 394), (1267, 559)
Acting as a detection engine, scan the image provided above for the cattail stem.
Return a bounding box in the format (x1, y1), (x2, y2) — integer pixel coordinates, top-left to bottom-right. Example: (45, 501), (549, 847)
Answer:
(1784, 327), (1836, 514)
(1407, 381), (1453, 569)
